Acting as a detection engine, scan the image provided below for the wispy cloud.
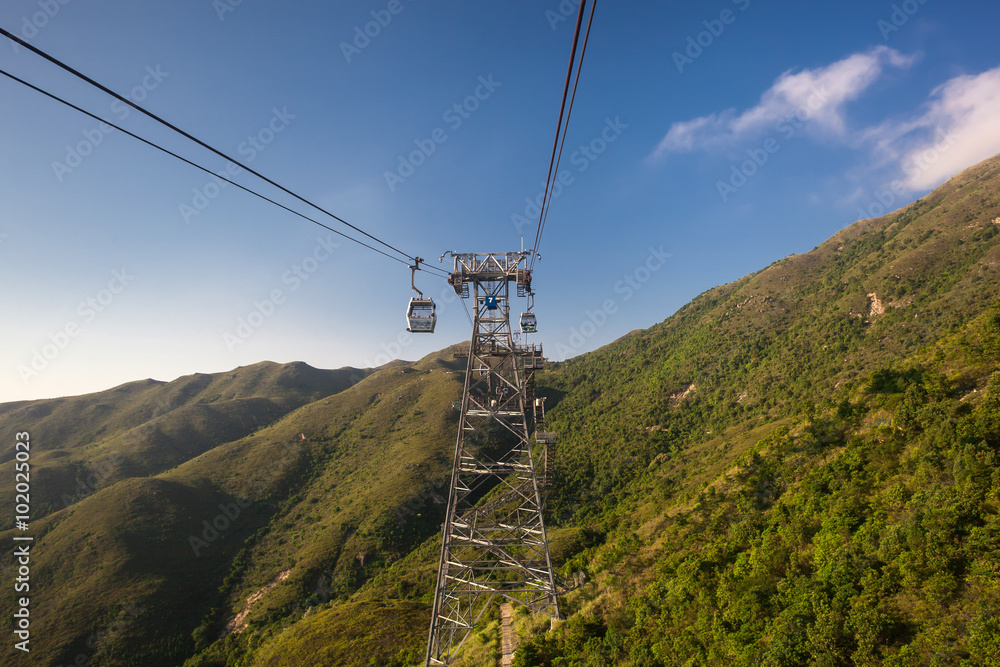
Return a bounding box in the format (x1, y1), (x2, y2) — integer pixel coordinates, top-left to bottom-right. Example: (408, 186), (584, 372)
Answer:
(864, 65), (1000, 190)
(653, 45), (1000, 196)
(652, 46), (914, 158)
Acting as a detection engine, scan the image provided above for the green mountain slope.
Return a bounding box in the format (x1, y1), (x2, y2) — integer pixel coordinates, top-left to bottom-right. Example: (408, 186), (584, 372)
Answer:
(0, 353), (462, 666)
(241, 155), (1000, 666)
(546, 155), (1000, 525)
(0, 361), (369, 520)
(2, 154), (999, 666)
(502, 156), (1000, 665)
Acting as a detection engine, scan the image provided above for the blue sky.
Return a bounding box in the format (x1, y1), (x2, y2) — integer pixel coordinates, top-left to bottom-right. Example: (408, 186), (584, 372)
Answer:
(2, 0), (1000, 402)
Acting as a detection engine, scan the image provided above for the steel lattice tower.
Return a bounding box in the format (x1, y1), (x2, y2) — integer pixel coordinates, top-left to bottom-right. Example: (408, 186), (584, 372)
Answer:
(425, 252), (560, 666)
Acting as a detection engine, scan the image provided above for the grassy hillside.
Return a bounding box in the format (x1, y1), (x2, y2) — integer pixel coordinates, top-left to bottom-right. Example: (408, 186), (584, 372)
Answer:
(545, 155), (1000, 527)
(242, 154), (1000, 666)
(2, 154), (999, 666)
(0, 359), (459, 666)
(0, 361), (368, 520)
(504, 156), (1000, 665)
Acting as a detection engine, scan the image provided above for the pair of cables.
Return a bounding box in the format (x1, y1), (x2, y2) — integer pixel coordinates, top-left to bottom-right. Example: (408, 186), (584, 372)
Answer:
(0, 26), (451, 279)
(529, 0), (598, 271)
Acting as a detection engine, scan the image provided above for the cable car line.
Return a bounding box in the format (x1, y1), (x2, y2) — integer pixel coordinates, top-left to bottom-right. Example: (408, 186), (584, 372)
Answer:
(0, 67), (412, 267)
(529, 0), (586, 271)
(417, 262), (451, 278)
(460, 297), (474, 327)
(0, 26), (419, 267)
(3, 8), (597, 340)
(531, 0), (597, 271)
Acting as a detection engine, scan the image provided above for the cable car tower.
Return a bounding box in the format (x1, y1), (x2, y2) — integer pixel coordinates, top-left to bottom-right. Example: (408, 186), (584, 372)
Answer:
(425, 251), (560, 666)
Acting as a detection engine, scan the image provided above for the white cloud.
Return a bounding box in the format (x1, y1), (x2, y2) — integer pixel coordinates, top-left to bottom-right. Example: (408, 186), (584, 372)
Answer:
(652, 46), (914, 158)
(869, 65), (1000, 190)
(652, 45), (1000, 197)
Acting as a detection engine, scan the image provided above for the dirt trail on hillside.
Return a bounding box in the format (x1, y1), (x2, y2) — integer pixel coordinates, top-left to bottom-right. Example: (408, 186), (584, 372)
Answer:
(223, 569), (292, 635)
(500, 603), (518, 667)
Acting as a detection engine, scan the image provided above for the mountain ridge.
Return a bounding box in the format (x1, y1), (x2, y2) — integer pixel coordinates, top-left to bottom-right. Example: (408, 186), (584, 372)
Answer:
(2, 153), (999, 665)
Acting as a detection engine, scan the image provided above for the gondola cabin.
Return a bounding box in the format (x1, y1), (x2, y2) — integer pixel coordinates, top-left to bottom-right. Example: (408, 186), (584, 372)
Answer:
(406, 298), (436, 333)
(520, 312), (537, 333)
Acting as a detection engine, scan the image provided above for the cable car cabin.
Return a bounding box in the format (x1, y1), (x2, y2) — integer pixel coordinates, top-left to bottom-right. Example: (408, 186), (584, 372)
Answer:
(520, 312), (537, 333)
(406, 298), (437, 333)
